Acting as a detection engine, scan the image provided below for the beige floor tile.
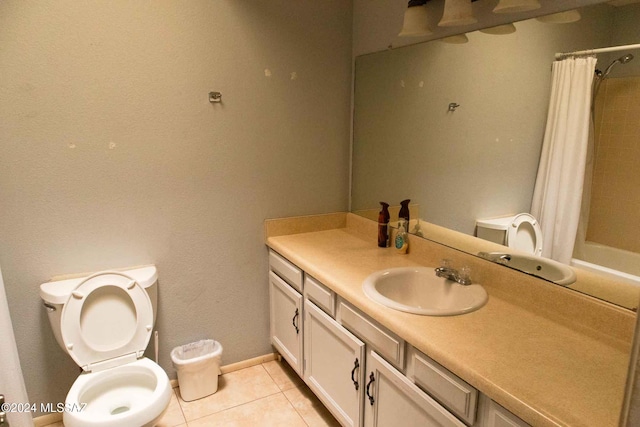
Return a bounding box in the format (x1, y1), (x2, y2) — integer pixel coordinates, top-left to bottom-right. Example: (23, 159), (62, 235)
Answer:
(41, 423), (63, 427)
(284, 385), (341, 427)
(155, 389), (186, 427)
(177, 364), (280, 421)
(262, 359), (304, 391)
(283, 385), (340, 427)
(187, 393), (307, 427)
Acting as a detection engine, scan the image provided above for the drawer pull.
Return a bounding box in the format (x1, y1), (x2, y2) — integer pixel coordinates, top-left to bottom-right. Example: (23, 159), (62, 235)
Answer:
(366, 372), (376, 405)
(351, 358), (360, 390)
(292, 308), (300, 334)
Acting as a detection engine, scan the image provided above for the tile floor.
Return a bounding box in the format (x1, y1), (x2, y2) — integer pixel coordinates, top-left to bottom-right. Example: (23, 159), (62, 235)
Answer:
(43, 359), (340, 427)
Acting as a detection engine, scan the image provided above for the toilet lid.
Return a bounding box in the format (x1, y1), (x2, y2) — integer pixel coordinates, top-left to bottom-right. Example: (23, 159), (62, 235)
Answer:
(506, 213), (543, 255)
(61, 271), (153, 371)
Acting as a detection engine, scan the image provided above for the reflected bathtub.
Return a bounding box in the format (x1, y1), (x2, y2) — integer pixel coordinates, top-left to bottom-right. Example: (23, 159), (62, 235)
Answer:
(571, 241), (640, 287)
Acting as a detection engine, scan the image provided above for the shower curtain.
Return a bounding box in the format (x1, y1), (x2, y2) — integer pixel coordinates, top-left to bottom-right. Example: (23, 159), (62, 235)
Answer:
(531, 56), (597, 265)
(0, 267), (33, 427)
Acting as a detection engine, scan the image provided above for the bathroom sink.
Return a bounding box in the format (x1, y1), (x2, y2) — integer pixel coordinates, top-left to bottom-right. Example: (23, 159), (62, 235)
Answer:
(362, 267), (488, 316)
(481, 252), (576, 286)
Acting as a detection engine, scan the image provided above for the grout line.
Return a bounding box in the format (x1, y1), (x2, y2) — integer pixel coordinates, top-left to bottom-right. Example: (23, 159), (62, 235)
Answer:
(180, 391), (286, 425)
(176, 365), (283, 423)
(282, 387), (312, 427)
(173, 388), (188, 426)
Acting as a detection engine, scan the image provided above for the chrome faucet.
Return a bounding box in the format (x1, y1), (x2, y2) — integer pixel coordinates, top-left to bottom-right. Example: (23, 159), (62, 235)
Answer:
(434, 260), (472, 286)
(478, 252), (511, 264)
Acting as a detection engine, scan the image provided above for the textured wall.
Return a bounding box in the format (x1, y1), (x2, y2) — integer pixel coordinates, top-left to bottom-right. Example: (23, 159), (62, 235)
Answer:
(0, 0), (352, 408)
(351, 5), (612, 235)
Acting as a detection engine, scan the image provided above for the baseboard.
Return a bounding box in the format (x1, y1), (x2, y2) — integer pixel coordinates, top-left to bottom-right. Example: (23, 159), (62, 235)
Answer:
(33, 352), (277, 426)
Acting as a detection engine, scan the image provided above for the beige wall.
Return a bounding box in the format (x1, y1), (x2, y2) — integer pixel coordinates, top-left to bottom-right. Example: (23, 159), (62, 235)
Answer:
(0, 0), (352, 408)
(588, 76), (640, 252)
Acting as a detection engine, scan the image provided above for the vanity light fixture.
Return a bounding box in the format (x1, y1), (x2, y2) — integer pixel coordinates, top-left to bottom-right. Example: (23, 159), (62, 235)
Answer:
(399, 0), (432, 37)
(479, 23), (517, 35)
(438, 0), (477, 27)
(493, 0), (540, 14)
(536, 9), (581, 24)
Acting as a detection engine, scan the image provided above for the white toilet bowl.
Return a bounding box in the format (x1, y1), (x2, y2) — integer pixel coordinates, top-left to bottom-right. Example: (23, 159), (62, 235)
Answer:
(64, 358), (172, 427)
(40, 266), (171, 427)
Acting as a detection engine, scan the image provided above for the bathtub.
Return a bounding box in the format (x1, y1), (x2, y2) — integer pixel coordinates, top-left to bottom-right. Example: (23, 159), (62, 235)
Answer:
(571, 241), (640, 287)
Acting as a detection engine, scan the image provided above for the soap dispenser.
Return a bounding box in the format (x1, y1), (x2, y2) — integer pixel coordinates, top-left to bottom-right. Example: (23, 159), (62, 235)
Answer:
(395, 220), (409, 254)
(399, 199), (410, 230)
(378, 202), (390, 247)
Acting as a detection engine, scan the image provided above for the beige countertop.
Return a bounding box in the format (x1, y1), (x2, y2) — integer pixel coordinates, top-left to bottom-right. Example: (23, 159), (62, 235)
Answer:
(265, 213), (635, 427)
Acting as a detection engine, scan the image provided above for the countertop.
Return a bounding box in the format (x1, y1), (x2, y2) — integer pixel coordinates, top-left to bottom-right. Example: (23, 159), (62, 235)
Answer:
(265, 215), (634, 427)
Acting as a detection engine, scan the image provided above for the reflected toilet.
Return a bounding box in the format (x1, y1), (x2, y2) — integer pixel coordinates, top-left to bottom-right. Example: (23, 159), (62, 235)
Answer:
(475, 213), (543, 256)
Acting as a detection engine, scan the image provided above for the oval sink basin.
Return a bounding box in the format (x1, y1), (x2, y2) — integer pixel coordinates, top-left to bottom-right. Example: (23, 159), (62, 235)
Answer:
(481, 252), (576, 286)
(363, 267), (488, 316)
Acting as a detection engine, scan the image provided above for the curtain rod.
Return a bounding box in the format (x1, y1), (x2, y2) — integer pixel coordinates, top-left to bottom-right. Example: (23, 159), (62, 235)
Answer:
(555, 43), (640, 60)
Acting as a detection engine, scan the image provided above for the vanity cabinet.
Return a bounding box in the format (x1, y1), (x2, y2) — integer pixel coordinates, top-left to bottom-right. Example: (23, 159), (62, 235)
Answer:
(268, 249), (532, 427)
(304, 299), (365, 427)
(268, 252), (304, 375)
(364, 350), (466, 427)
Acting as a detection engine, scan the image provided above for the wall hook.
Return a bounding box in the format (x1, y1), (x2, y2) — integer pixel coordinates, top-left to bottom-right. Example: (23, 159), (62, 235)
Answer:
(209, 91), (222, 103)
(448, 103), (460, 112)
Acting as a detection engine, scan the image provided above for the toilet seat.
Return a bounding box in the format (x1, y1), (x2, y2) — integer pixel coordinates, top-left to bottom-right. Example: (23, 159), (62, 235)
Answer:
(61, 271), (153, 372)
(506, 213), (543, 256)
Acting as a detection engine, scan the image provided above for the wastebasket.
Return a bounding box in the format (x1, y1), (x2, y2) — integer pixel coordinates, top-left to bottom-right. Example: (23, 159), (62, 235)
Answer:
(171, 339), (223, 401)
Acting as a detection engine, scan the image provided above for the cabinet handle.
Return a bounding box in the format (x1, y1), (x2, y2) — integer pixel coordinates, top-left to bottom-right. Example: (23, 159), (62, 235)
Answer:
(292, 308), (299, 334)
(366, 372), (375, 405)
(351, 358), (360, 390)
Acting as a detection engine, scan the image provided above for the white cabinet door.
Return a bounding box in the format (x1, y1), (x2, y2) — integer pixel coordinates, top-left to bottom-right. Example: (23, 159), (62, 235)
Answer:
(269, 271), (303, 375)
(364, 351), (466, 427)
(305, 299), (365, 427)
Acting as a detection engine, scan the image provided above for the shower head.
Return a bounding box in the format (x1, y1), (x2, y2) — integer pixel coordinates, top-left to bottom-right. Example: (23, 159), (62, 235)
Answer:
(602, 53), (635, 78)
(619, 53), (634, 64)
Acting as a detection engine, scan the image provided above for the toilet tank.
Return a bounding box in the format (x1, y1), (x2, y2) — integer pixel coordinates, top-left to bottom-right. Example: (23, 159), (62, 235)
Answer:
(476, 213), (542, 256)
(40, 265), (158, 353)
(476, 216), (512, 245)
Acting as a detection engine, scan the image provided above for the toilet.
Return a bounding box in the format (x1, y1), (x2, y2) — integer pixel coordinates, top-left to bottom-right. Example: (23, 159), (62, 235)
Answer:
(39, 266), (171, 427)
(475, 213), (543, 256)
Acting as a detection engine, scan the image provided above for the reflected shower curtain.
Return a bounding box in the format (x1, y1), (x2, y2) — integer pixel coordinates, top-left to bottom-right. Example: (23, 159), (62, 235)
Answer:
(531, 56), (596, 265)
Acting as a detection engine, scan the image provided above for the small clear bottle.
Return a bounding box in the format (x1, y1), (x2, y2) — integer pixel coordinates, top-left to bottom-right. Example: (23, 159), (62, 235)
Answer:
(395, 220), (409, 254)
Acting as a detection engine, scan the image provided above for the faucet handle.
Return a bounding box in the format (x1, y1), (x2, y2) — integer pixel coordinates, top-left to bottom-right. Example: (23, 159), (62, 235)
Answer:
(458, 266), (472, 285)
(440, 259), (453, 269)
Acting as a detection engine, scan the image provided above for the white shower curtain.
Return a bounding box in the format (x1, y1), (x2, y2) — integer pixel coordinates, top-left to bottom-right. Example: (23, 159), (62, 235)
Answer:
(0, 266), (33, 427)
(531, 56), (596, 265)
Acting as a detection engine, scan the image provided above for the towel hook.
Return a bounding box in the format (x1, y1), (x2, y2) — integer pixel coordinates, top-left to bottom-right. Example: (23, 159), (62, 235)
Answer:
(209, 92), (222, 103)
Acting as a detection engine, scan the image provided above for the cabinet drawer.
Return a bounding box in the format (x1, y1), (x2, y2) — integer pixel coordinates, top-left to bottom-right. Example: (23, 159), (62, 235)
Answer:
(269, 250), (303, 292)
(407, 347), (478, 425)
(338, 301), (405, 369)
(483, 399), (530, 427)
(304, 275), (335, 317)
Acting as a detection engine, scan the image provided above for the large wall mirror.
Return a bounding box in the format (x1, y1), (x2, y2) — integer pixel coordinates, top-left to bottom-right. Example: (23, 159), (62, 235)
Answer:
(351, 1), (640, 310)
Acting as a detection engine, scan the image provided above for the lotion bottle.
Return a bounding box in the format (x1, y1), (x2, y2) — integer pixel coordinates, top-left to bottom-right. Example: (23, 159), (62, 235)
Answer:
(378, 202), (390, 247)
(399, 199), (410, 230)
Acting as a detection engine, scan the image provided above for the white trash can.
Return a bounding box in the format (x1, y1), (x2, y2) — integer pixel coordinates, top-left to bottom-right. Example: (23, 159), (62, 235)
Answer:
(171, 339), (223, 401)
